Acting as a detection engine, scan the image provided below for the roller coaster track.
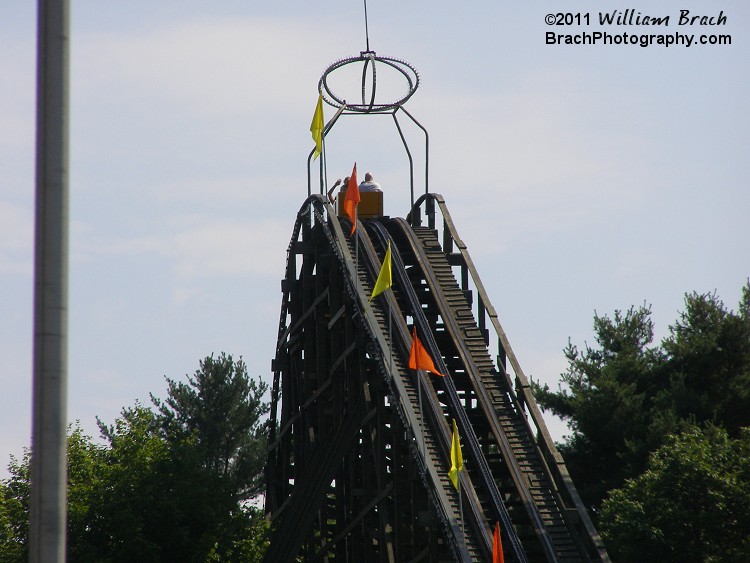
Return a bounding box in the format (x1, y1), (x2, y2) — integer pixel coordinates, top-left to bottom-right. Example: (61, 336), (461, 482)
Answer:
(265, 194), (610, 562)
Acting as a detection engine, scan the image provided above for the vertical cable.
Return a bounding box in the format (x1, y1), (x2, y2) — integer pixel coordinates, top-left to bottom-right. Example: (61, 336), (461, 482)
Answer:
(363, 0), (371, 51)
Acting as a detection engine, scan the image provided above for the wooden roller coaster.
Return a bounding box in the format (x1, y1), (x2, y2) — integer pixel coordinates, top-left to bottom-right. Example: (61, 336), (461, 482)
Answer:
(264, 45), (610, 562)
(264, 191), (610, 562)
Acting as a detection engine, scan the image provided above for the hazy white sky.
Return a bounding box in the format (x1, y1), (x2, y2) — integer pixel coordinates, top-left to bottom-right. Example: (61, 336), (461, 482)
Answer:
(2, 1), (748, 476)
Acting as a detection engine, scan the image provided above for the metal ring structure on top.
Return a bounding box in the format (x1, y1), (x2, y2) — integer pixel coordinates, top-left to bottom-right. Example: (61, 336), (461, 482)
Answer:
(308, 50), (428, 210)
(319, 51), (419, 113)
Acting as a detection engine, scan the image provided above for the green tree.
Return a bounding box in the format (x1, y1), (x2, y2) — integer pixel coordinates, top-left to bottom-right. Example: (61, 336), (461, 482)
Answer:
(600, 425), (750, 563)
(533, 283), (750, 512)
(91, 403), (211, 561)
(0, 451), (30, 562)
(0, 354), (271, 562)
(152, 353), (269, 501)
(91, 353), (270, 561)
(662, 287), (750, 434)
(533, 304), (667, 509)
(65, 425), (107, 561)
(0, 424), (105, 563)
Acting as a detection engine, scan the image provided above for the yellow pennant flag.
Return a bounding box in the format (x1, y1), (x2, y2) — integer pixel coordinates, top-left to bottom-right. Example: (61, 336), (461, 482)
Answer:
(369, 241), (392, 301)
(310, 93), (324, 160)
(448, 419), (463, 491)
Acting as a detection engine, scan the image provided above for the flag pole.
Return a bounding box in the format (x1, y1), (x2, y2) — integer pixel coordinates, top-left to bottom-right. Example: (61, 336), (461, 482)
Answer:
(354, 206), (358, 289)
(459, 475), (464, 538)
(320, 129), (327, 195)
(388, 302), (393, 378)
(418, 368), (425, 456)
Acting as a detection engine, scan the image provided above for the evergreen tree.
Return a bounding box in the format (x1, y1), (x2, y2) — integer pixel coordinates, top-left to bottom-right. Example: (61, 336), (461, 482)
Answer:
(533, 282), (750, 512)
(662, 287), (750, 433)
(152, 353), (269, 501)
(533, 304), (667, 509)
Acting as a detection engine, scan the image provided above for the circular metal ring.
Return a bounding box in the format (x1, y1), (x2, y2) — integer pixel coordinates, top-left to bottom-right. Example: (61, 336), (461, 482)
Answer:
(318, 51), (420, 113)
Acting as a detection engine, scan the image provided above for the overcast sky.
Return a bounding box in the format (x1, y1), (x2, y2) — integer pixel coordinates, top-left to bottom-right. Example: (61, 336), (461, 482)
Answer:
(2, 1), (748, 477)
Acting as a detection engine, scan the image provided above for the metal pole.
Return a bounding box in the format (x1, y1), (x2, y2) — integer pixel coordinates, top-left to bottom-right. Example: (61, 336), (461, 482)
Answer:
(320, 126), (326, 195)
(30, 1), (70, 561)
(459, 478), (464, 537)
(354, 207), (359, 281)
(417, 372), (425, 456)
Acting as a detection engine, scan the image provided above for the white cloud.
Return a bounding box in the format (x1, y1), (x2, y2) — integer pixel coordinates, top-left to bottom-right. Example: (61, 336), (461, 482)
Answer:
(74, 17), (359, 120)
(78, 215), (289, 279)
(170, 217), (288, 277)
(149, 176), (280, 206)
(172, 286), (197, 306)
(427, 75), (647, 198)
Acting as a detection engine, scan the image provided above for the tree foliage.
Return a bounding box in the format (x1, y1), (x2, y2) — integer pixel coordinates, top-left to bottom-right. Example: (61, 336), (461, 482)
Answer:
(0, 451), (30, 562)
(0, 424), (107, 563)
(534, 283), (750, 511)
(94, 403), (217, 561)
(152, 353), (269, 501)
(535, 304), (665, 507)
(662, 287), (750, 433)
(533, 283), (750, 558)
(600, 425), (750, 563)
(66, 425), (108, 561)
(0, 353), (270, 562)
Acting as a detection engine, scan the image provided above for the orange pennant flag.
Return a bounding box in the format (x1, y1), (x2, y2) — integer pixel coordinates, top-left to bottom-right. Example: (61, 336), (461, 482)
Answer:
(343, 163), (360, 235)
(493, 521), (505, 563)
(408, 326), (446, 376)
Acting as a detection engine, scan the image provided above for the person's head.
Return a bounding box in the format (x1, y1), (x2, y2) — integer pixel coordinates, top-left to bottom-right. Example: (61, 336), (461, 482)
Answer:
(341, 176), (350, 190)
(364, 172), (373, 182)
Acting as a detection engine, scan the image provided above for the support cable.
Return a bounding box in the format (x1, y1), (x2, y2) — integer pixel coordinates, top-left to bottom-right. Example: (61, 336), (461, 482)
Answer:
(363, 0), (371, 52)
